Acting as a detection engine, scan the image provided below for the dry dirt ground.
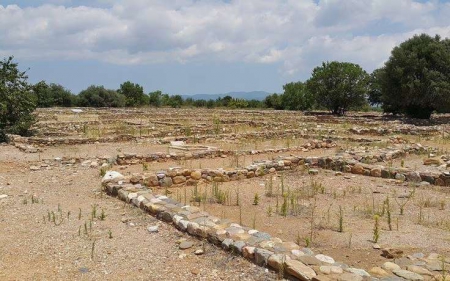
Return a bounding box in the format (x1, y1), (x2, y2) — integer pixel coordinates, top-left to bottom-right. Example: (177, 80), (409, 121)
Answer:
(0, 147), (276, 280)
(2, 108), (450, 280)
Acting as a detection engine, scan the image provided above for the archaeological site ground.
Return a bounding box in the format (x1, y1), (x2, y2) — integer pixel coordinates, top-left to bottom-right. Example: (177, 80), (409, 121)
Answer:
(2, 107), (450, 281)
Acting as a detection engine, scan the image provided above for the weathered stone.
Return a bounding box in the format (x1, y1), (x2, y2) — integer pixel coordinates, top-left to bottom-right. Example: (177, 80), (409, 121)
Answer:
(370, 168), (382, 177)
(319, 265), (343, 275)
(346, 268), (370, 277)
(172, 176), (187, 184)
(242, 246), (256, 260)
(254, 248), (274, 266)
(179, 241), (194, 250)
(298, 255), (322, 266)
(315, 254), (335, 264)
(351, 164), (364, 175)
(369, 267), (390, 277)
(405, 171), (421, 182)
(160, 177), (173, 187)
(406, 265), (433, 276)
(191, 170), (202, 180)
(268, 254), (288, 270)
(382, 262), (401, 271)
(395, 173), (406, 181)
(393, 269), (424, 280)
(285, 259), (316, 281)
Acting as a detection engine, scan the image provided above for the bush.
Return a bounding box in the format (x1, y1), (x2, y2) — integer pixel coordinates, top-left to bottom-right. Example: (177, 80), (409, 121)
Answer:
(380, 34), (450, 119)
(0, 56), (36, 142)
(77, 85), (126, 107)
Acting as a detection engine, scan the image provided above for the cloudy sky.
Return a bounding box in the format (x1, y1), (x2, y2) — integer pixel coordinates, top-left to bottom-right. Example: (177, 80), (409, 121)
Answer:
(1, 0), (450, 95)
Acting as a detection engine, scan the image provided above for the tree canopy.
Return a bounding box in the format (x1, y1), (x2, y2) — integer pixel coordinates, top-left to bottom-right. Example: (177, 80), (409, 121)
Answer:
(306, 61), (369, 115)
(379, 34), (450, 119)
(33, 81), (75, 107)
(0, 57), (36, 141)
(118, 81), (148, 107)
(77, 85), (126, 107)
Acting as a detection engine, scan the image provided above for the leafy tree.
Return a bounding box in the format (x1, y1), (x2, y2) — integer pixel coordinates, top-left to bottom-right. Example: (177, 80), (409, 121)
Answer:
(367, 68), (384, 106)
(0, 56), (36, 141)
(167, 95), (183, 108)
(380, 34), (450, 119)
(33, 81), (74, 107)
(264, 93), (283, 110)
(306, 61), (369, 115)
(149, 90), (163, 107)
(118, 81), (148, 107)
(77, 85), (126, 107)
(281, 82), (314, 110)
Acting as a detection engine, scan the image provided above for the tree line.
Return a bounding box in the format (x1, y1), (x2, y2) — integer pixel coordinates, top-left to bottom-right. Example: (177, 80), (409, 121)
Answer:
(1, 33), (450, 141)
(30, 81), (267, 109)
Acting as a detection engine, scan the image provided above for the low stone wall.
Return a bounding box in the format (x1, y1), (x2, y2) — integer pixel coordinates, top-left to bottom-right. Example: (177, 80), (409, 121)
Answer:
(7, 134), (136, 146)
(116, 139), (336, 165)
(103, 170), (449, 281)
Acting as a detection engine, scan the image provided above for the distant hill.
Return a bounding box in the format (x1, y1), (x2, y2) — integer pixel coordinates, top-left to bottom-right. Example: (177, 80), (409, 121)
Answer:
(181, 91), (270, 101)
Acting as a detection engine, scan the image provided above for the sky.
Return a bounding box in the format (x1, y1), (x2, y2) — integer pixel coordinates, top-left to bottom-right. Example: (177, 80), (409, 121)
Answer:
(1, 0), (450, 95)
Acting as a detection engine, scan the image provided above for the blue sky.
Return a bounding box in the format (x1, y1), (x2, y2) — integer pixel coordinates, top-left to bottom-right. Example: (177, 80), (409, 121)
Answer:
(1, 0), (450, 95)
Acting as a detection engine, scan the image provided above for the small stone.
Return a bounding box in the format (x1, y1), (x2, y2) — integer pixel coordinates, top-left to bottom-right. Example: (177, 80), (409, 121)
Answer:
(382, 262), (401, 271)
(194, 249), (204, 255)
(369, 267), (389, 277)
(0, 194), (8, 200)
(147, 225), (159, 233)
(319, 265), (343, 275)
(179, 241), (194, 250)
(373, 244), (381, 249)
(315, 254), (335, 264)
(190, 268), (200, 275)
(345, 268), (370, 277)
(393, 269), (424, 280)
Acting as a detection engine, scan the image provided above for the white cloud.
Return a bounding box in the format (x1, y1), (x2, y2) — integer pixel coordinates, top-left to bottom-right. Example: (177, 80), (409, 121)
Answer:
(1, 0), (450, 78)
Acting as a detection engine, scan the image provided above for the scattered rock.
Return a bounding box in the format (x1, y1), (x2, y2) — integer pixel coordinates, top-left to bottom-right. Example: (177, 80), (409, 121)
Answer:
(179, 241), (194, 250)
(0, 194), (8, 200)
(147, 225), (159, 233)
(194, 249), (204, 255)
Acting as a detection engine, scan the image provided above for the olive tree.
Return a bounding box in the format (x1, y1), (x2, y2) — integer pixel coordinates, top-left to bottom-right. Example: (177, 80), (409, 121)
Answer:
(380, 34), (450, 119)
(306, 61), (369, 115)
(0, 56), (36, 142)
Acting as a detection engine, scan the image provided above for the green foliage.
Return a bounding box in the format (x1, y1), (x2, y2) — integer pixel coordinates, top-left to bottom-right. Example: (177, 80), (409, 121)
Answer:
(368, 68), (383, 106)
(148, 90), (162, 107)
(281, 82), (314, 110)
(33, 81), (75, 107)
(380, 34), (450, 119)
(306, 61), (369, 115)
(0, 56), (36, 142)
(264, 93), (283, 109)
(118, 81), (148, 107)
(77, 85), (126, 107)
